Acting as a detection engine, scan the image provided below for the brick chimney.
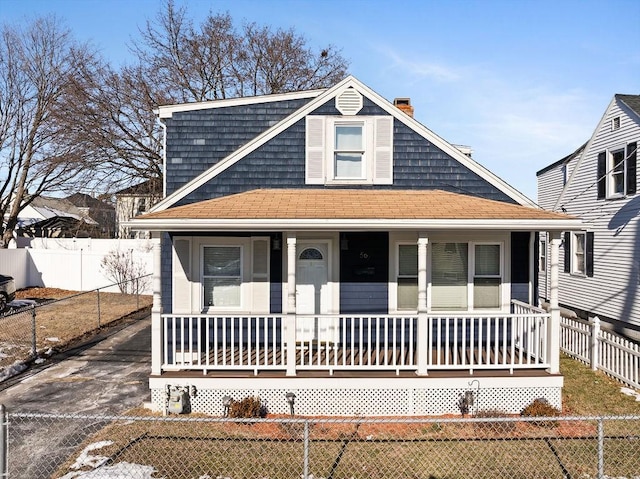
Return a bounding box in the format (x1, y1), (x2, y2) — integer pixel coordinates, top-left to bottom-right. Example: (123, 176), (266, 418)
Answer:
(393, 98), (414, 118)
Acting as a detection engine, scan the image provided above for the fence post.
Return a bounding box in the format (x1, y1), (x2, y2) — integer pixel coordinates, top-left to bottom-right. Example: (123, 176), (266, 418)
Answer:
(591, 316), (600, 371)
(303, 420), (309, 479)
(31, 306), (37, 358)
(597, 417), (604, 478)
(0, 404), (7, 478)
(97, 289), (101, 328)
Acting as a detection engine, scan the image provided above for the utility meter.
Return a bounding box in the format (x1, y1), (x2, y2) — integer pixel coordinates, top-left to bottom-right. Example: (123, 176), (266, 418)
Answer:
(168, 387), (189, 414)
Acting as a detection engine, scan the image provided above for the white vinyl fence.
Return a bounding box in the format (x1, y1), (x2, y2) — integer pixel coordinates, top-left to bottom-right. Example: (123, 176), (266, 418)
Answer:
(561, 315), (640, 390)
(0, 239), (154, 293)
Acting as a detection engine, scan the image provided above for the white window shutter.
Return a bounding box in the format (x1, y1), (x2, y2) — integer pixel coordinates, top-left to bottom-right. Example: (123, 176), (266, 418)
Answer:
(172, 238), (192, 313)
(306, 116), (325, 184)
(374, 116), (393, 184)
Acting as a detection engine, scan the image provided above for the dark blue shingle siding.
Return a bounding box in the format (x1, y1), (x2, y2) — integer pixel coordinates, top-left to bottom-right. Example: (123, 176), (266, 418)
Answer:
(164, 98), (311, 195)
(174, 96), (516, 204)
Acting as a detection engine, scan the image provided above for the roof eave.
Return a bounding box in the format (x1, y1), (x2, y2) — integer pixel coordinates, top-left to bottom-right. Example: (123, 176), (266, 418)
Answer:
(124, 217), (582, 233)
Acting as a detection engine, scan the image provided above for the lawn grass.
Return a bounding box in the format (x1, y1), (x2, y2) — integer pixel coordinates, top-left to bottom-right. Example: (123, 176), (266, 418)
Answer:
(560, 354), (640, 416)
(0, 287), (151, 369)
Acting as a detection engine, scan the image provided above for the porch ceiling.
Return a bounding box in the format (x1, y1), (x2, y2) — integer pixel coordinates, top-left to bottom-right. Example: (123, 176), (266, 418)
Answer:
(126, 189), (581, 232)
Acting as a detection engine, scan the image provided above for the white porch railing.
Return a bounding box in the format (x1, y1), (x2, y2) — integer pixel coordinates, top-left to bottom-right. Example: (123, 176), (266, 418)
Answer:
(162, 301), (550, 375)
(561, 315), (640, 390)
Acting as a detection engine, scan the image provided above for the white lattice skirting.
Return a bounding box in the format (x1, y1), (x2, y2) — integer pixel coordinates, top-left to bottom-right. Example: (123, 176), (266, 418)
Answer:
(149, 376), (563, 417)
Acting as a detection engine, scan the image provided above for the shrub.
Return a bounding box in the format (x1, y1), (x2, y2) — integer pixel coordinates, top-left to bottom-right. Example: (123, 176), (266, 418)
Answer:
(228, 396), (266, 418)
(473, 409), (517, 434)
(521, 398), (560, 427)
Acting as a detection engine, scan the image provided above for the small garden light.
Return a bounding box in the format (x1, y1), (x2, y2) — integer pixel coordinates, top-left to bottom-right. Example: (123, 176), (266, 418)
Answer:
(286, 392), (296, 416)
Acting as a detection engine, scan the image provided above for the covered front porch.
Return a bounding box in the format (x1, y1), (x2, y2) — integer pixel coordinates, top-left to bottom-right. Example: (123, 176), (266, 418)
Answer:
(130, 189), (579, 415)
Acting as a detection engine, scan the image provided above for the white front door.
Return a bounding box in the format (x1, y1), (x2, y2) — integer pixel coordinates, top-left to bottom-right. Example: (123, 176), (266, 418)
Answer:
(295, 243), (335, 342)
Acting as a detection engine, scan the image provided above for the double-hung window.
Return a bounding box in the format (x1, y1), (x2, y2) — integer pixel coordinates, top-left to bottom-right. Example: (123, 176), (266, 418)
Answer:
(564, 231), (594, 277)
(334, 123), (365, 179)
(397, 244), (418, 310)
(473, 244), (502, 309)
(202, 246), (242, 308)
(539, 239), (546, 273)
(572, 232), (586, 275)
(431, 242), (503, 311)
(431, 243), (469, 310)
(597, 142), (637, 199)
(305, 115), (393, 185)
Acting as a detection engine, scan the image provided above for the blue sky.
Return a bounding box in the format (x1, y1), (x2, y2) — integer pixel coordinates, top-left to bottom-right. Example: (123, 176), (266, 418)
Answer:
(2, 0), (639, 201)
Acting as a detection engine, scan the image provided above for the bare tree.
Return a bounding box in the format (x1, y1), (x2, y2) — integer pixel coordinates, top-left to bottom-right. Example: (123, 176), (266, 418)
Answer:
(0, 16), (102, 247)
(78, 1), (349, 189)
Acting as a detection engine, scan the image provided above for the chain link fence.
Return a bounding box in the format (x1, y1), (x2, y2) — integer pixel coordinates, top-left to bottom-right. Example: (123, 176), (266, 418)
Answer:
(2, 408), (638, 478)
(0, 277), (152, 379)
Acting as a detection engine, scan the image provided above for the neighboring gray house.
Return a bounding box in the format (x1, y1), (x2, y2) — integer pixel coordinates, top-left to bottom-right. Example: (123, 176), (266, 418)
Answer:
(13, 196), (101, 239)
(127, 76), (580, 417)
(537, 94), (639, 340)
(115, 179), (163, 238)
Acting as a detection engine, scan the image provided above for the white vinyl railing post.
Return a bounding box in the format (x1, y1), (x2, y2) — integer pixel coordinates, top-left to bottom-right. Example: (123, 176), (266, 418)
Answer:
(416, 235), (429, 376)
(591, 315), (600, 371)
(547, 231), (561, 374)
(151, 233), (163, 375)
(286, 234), (297, 377)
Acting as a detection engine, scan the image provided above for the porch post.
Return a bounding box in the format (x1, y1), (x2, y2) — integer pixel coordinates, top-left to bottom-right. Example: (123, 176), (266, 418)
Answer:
(548, 231), (561, 374)
(416, 234), (429, 375)
(285, 233), (297, 376)
(151, 232), (163, 375)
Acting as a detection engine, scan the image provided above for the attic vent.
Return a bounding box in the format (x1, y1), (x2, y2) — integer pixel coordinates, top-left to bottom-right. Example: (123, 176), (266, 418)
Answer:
(336, 88), (363, 116)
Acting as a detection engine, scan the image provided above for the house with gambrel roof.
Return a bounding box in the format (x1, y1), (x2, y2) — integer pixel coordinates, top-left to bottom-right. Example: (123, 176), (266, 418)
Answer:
(127, 76), (580, 416)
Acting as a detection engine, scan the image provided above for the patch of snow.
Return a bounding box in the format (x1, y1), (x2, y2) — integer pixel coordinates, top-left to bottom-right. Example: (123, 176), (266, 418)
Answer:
(58, 441), (161, 479)
(70, 441), (113, 470)
(45, 348), (55, 356)
(34, 357), (46, 364)
(58, 461), (158, 478)
(0, 360), (28, 382)
(9, 299), (37, 308)
(620, 387), (640, 402)
(46, 337), (60, 342)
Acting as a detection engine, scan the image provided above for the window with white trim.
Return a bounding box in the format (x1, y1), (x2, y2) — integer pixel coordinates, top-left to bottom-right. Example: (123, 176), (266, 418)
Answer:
(597, 142), (637, 199)
(473, 244), (501, 309)
(202, 246), (242, 308)
(335, 123), (365, 179)
(431, 243), (468, 310)
(305, 115), (393, 185)
(397, 244), (418, 310)
(564, 231), (594, 277)
(572, 232), (586, 275)
(612, 116), (620, 130)
(539, 240), (546, 273)
(431, 242), (503, 311)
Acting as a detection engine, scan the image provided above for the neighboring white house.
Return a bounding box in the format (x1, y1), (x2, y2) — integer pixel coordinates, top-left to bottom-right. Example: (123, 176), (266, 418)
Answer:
(127, 76), (581, 417)
(115, 179), (163, 239)
(537, 94), (639, 341)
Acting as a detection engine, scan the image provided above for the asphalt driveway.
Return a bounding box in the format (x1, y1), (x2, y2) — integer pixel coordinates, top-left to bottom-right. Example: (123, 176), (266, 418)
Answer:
(0, 315), (152, 478)
(0, 314), (151, 414)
